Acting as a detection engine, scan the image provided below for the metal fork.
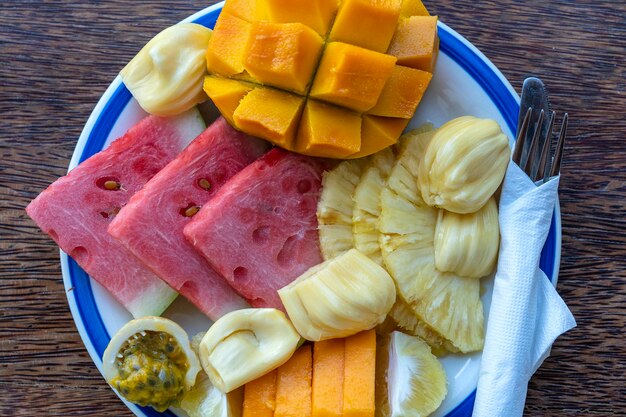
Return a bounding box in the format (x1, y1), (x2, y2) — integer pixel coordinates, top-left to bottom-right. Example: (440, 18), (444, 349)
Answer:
(512, 108), (568, 182)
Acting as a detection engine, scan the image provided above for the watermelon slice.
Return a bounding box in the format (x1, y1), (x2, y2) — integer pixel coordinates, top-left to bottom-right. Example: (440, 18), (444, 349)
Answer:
(26, 109), (206, 318)
(108, 117), (269, 320)
(183, 148), (327, 310)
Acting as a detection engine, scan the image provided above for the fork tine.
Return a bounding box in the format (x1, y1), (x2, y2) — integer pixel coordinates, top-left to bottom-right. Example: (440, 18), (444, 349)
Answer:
(536, 111), (556, 181)
(549, 113), (568, 177)
(512, 107), (532, 165)
(522, 109), (544, 175)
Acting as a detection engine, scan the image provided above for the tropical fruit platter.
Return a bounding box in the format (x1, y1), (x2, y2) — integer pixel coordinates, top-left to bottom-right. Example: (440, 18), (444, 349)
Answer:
(26, 0), (516, 416)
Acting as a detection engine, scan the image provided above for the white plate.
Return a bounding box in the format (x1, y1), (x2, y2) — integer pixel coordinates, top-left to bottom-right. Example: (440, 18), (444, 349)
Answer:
(61, 3), (561, 417)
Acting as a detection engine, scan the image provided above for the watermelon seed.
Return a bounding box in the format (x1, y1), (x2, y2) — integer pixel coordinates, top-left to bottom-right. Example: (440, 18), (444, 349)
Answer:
(104, 180), (121, 190)
(181, 205), (201, 217)
(198, 178), (211, 191)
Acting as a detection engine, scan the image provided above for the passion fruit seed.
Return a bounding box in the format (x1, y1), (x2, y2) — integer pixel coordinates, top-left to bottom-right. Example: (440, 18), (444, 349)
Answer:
(198, 178), (211, 191)
(109, 331), (190, 412)
(184, 206), (201, 217)
(104, 180), (121, 190)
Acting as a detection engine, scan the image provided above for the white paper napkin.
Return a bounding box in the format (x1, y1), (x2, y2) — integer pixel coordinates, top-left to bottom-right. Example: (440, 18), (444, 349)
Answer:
(472, 162), (576, 417)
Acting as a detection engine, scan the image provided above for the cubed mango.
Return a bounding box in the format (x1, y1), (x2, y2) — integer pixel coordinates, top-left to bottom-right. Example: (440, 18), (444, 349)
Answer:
(400, 0), (430, 17)
(348, 115), (408, 158)
(244, 22), (324, 94)
(343, 330), (376, 417)
(233, 88), (304, 149)
(312, 339), (345, 417)
(297, 100), (362, 158)
(204, 0), (438, 158)
(368, 65), (432, 118)
(387, 16), (439, 72)
(329, 0), (402, 53)
(275, 345), (312, 417)
(206, 13), (252, 76)
(223, 0), (269, 21)
(264, 0), (339, 36)
(310, 42), (397, 112)
(203, 76), (255, 126)
(242, 369), (277, 417)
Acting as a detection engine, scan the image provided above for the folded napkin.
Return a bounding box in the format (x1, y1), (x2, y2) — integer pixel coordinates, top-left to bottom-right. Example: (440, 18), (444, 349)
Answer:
(472, 162), (576, 417)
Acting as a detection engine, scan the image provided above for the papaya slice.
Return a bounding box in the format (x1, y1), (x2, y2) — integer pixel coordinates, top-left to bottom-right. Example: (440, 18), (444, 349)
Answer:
(242, 369), (278, 417)
(312, 339), (345, 417)
(329, 0), (402, 53)
(275, 345), (313, 417)
(343, 330), (376, 417)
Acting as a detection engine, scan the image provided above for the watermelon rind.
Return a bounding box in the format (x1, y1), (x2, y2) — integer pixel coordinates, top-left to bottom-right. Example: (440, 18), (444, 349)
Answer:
(168, 106), (207, 150)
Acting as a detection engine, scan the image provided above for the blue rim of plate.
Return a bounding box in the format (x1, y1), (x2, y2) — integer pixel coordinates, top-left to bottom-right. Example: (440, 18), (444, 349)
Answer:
(61, 4), (561, 417)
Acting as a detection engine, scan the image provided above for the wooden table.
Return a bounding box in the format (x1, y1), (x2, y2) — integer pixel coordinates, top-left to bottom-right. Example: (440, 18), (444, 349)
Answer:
(1, 1), (624, 415)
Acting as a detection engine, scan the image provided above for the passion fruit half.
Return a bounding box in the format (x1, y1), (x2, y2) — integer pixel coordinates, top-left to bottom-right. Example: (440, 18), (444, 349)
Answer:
(102, 316), (201, 412)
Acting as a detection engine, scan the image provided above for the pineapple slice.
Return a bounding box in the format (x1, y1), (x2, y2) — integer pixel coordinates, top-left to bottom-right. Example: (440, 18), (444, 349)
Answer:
(352, 124), (433, 265)
(379, 128), (485, 353)
(375, 331), (447, 417)
(352, 148), (395, 265)
(317, 159), (366, 259)
(393, 123), (434, 156)
(387, 301), (458, 356)
(376, 128), (455, 354)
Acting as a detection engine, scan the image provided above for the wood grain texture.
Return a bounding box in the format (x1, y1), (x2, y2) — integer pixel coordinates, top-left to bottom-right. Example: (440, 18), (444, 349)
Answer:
(1, 0), (625, 416)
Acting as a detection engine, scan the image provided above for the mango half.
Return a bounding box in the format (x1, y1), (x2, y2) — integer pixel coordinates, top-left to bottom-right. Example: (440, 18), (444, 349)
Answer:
(204, 0), (438, 158)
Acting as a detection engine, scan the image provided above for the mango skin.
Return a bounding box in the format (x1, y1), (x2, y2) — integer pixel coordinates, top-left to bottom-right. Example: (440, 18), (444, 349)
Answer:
(264, 0), (339, 36)
(206, 13), (252, 76)
(310, 42), (397, 113)
(297, 100), (362, 158)
(368, 65), (432, 118)
(329, 0), (402, 53)
(387, 16), (439, 73)
(233, 88), (305, 149)
(203, 76), (254, 126)
(244, 22), (324, 94)
(348, 115), (409, 158)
